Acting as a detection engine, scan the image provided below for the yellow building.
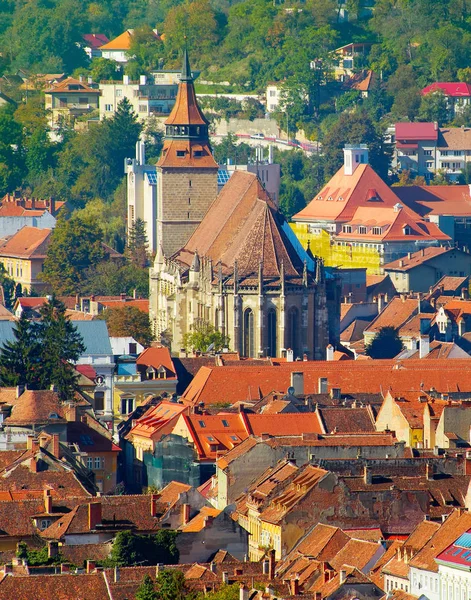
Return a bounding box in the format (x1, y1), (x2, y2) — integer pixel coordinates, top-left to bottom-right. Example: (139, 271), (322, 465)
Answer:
(375, 391), (424, 448)
(0, 226), (52, 293)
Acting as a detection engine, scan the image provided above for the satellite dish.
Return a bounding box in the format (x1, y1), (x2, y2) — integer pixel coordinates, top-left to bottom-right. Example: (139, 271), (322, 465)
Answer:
(287, 386), (295, 396)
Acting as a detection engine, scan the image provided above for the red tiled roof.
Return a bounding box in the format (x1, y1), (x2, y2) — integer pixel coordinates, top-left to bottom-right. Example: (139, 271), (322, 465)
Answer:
(128, 401), (188, 440)
(395, 185), (471, 217)
(180, 359), (471, 404)
(137, 347), (176, 377)
(45, 77), (100, 94)
(99, 299), (149, 313)
(384, 246), (456, 271)
(82, 33), (109, 48)
(395, 122), (439, 141)
(293, 164), (412, 223)
(0, 227), (51, 259)
(0, 572), (110, 599)
(66, 421), (121, 453)
(317, 407), (375, 433)
(422, 82), (471, 97)
(4, 390), (66, 425)
(365, 297), (420, 334)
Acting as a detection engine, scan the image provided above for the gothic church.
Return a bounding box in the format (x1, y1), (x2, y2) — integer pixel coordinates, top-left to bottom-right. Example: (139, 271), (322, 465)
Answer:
(149, 52), (339, 358)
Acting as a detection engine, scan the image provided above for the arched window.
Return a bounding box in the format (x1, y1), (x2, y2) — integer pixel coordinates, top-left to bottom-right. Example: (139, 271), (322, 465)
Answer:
(288, 307), (299, 358)
(267, 309), (277, 358)
(243, 308), (255, 358)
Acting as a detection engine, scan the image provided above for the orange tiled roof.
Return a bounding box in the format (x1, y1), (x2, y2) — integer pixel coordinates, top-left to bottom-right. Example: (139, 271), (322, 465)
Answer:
(0, 226), (51, 259)
(179, 506), (221, 532)
(128, 401), (188, 440)
(365, 297), (421, 334)
(99, 29), (134, 50)
(395, 185), (471, 217)
(293, 164), (415, 223)
(45, 77), (99, 94)
(317, 406), (375, 433)
(137, 347), (176, 377)
(173, 171), (307, 282)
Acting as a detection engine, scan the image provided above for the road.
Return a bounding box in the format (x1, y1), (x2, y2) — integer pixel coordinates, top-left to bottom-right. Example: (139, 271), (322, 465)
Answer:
(210, 133), (320, 155)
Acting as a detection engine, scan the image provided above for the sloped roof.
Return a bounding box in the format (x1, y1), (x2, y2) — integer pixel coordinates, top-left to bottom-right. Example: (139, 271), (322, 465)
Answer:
(72, 320), (112, 355)
(179, 506), (221, 532)
(45, 77), (99, 94)
(173, 171), (307, 281)
(127, 401), (188, 440)
(137, 346), (176, 377)
(99, 29), (134, 50)
(0, 226), (51, 258)
(341, 318), (371, 343)
(422, 82), (471, 97)
(395, 122), (439, 141)
(395, 185), (471, 217)
(4, 390), (66, 425)
(317, 407), (375, 433)
(0, 572), (110, 599)
(439, 127), (471, 150)
(293, 164), (411, 223)
(365, 297), (420, 334)
(384, 246), (456, 272)
(82, 33), (109, 49)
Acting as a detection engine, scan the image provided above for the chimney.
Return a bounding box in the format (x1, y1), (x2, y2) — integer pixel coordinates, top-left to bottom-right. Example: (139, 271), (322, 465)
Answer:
(286, 348), (294, 362)
(114, 566), (120, 583)
(419, 335), (430, 359)
(459, 319), (466, 337)
(49, 197), (55, 215)
(88, 502), (102, 530)
(140, 75), (147, 85)
(51, 434), (60, 458)
(340, 570), (347, 584)
(47, 541), (59, 559)
(377, 293), (384, 313)
(182, 503), (190, 525)
(3, 563), (12, 574)
(290, 579), (300, 596)
(123, 75), (129, 85)
(150, 494), (159, 517)
(291, 372), (304, 396)
(66, 404), (77, 422)
(318, 377), (328, 394)
(268, 549), (275, 580)
(462, 287), (469, 300)
(343, 145), (368, 176)
(426, 462), (434, 480)
(30, 457), (38, 472)
(399, 259), (404, 267)
(86, 560), (96, 574)
(16, 385), (24, 399)
(363, 465), (372, 485)
(31, 197), (35, 209)
(239, 585), (249, 600)
(44, 489), (52, 514)
(326, 344), (334, 361)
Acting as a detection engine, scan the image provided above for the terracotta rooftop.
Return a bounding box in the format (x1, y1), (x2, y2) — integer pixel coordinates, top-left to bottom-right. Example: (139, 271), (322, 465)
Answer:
(128, 401), (188, 441)
(173, 171), (309, 282)
(0, 226), (51, 259)
(384, 246), (457, 272)
(82, 33), (109, 48)
(179, 506), (221, 532)
(293, 164), (408, 223)
(4, 390), (66, 425)
(316, 406), (375, 433)
(136, 346), (176, 377)
(365, 296), (423, 334)
(45, 76), (100, 94)
(395, 184), (471, 218)
(0, 572), (110, 599)
(430, 275), (469, 294)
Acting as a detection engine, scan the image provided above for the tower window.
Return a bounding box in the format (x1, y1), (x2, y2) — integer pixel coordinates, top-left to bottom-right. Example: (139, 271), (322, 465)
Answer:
(176, 150), (185, 157)
(188, 198), (191, 205)
(188, 211), (190, 219)
(189, 180), (192, 187)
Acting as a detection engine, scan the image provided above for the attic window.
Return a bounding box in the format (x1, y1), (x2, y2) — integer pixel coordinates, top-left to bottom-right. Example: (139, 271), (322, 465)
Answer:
(317, 196), (323, 200)
(199, 420), (206, 428)
(222, 419), (229, 427)
(403, 225), (412, 235)
(372, 227), (382, 235)
(338, 196), (344, 201)
(207, 436), (215, 442)
(176, 150), (185, 157)
(48, 412), (59, 419)
(343, 225), (352, 233)
(327, 196), (333, 201)
(358, 226), (367, 234)
(194, 150), (203, 157)
(230, 436), (239, 441)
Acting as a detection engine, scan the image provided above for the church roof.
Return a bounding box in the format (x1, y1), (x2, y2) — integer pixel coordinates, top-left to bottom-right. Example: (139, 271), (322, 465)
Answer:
(172, 171), (309, 282)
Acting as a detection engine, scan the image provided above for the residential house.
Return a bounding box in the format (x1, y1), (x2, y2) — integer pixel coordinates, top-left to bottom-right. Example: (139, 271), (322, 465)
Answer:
(292, 145), (451, 270)
(266, 82), (283, 112)
(1, 194), (64, 216)
(384, 247), (471, 293)
(0, 226), (52, 292)
(99, 29), (160, 63)
(109, 336), (144, 357)
(113, 346), (177, 422)
(331, 42), (373, 81)
(81, 34), (109, 60)
(0, 200), (56, 238)
(394, 184), (471, 248)
(394, 122), (439, 180)
(435, 527), (471, 600)
(44, 77), (100, 129)
(375, 391), (426, 447)
(100, 72), (184, 121)
(215, 431), (406, 510)
(421, 83), (471, 120)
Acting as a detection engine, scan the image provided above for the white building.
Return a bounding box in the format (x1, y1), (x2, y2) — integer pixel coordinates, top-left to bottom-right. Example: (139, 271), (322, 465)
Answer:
(266, 82), (283, 112)
(110, 336), (144, 357)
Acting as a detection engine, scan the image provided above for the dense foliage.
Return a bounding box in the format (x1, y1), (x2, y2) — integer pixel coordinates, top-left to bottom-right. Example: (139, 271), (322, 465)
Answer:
(0, 297), (85, 400)
(365, 326), (404, 359)
(109, 530), (179, 567)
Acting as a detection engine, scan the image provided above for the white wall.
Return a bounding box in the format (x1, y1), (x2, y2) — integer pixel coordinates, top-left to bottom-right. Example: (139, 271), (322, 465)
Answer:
(410, 566), (440, 600)
(110, 336), (144, 356)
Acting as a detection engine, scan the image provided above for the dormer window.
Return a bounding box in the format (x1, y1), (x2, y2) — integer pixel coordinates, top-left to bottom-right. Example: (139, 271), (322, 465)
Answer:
(372, 227), (382, 235)
(343, 225), (352, 233)
(176, 151), (185, 157)
(194, 150), (203, 157)
(403, 225), (412, 235)
(358, 226), (367, 234)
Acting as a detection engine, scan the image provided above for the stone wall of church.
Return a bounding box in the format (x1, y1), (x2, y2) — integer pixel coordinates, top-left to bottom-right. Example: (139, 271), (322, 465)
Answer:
(156, 167), (218, 257)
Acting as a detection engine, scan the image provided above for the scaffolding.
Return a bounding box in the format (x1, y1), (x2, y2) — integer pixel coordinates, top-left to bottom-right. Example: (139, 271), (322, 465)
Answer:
(290, 223), (382, 274)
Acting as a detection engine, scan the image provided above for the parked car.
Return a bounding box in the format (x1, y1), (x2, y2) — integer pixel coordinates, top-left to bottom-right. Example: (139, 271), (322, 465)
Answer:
(250, 132), (264, 139)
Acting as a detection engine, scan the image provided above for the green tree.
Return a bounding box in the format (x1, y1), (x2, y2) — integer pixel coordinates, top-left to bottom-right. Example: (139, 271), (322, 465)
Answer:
(42, 212), (106, 294)
(183, 321), (230, 353)
(0, 104), (25, 195)
(110, 530), (179, 567)
(136, 574), (158, 600)
(89, 58), (121, 83)
(156, 570), (195, 600)
(279, 180), (305, 220)
(322, 109), (392, 180)
(0, 313), (41, 388)
(418, 90), (449, 125)
(212, 133), (253, 165)
(102, 306), (154, 347)
(83, 262), (149, 298)
(37, 296), (85, 400)
(125, 25), (164, 78)
(196, 584), (240, 600)
(127, 218), (149, 268)
(365, 326), (404, 359)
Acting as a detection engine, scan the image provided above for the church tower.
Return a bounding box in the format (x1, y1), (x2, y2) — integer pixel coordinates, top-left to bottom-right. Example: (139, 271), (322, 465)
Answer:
(156, 49), (219, 257)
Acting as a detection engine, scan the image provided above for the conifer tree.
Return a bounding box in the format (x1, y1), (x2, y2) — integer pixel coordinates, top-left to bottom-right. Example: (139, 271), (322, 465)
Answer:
(135, 575), (158, 600)
(0, 313), (41, 388)
(126, 218), (149, 268)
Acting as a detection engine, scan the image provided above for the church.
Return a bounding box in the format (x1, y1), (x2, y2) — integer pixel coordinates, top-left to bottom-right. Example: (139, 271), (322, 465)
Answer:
(148, 51), (340, 359)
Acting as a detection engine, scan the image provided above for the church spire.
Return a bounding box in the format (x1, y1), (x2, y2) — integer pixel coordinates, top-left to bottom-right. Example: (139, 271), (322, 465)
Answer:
(156, 47), (218, 169)
(181, 47), (192, 82)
